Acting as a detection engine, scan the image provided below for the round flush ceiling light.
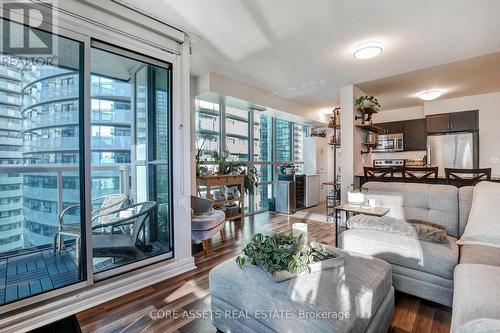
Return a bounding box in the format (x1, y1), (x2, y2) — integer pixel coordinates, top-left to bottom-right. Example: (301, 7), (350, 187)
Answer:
(417, 89), (443, 101)
(353, 41), (383, 60)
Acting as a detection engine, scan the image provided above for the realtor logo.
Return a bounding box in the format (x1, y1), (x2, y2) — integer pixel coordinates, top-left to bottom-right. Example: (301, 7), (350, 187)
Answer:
(2, 1), (54, 55)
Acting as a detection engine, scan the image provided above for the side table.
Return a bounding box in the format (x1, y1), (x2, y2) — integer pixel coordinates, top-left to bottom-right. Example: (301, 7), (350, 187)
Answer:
(334, 204), (390, 246)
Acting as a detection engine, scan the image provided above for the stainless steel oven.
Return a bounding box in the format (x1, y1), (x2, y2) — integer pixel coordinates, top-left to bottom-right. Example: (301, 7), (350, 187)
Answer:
(372, 133), (404, 152)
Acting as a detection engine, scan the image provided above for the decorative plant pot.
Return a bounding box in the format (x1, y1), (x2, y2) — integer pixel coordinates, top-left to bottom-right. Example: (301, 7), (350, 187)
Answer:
(269, 249), (345, 282)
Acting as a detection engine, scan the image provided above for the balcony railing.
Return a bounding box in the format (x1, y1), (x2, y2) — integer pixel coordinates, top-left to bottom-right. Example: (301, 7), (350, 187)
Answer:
(23, 85), (79, 109)
(23, 111), (79, 131)
(0, 67), (21, 80)
(91, 109), (132, 124)
(0, 164), (131, 249)
(91, 82), (131, 99)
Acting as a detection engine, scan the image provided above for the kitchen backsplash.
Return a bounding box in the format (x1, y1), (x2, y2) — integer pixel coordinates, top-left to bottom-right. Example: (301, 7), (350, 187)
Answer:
(370, 151), (426, 164)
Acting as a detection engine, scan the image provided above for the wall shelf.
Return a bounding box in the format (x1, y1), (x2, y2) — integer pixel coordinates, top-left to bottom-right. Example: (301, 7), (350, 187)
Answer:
(356, 124), (382, 134)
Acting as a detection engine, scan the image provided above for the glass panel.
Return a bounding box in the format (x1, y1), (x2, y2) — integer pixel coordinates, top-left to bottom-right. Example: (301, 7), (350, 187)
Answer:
(195, 100), (220, 161)
(255, 114), (272, 162)
(0, 19), (84, 305)
(225, 106), (249, 161)
(257, 164), (273, 183)
(90, 46), (172, 275)
(293, 123), (305, 163)
(254, 183), (273, 211)
(275, 119), (291, 162)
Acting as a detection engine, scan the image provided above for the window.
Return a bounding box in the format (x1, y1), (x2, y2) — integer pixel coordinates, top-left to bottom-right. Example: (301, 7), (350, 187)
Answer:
(275, 119), (291, 162)
(293, 123), (306, 163)
(0, 18), (85, 305)
(195, 100), (220, 161)
(90, 43), (173, 275)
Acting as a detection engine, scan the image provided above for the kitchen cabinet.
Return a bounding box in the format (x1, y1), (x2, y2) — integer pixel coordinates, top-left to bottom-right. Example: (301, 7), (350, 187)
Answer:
(426, 114), (450, 133)
(450, 111), (478, 132)
(403, 118), (427, 151)
(426, 110), (478, 133)
(377, 121), (404, 134)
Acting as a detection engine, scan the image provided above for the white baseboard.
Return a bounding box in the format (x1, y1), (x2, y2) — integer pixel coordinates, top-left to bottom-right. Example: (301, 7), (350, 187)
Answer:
(0, 257), (196, 333)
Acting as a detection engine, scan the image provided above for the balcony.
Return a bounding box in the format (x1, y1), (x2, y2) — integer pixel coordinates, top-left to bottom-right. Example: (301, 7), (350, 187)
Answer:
(22, 68), (76, 82)
(23, 85), (79, 109)
(0, 119), (21, 131)
(0, 81), (21, 93)
(22, 137), (80, 153)
(0, 67), (21, 81)
(91, 136), (132, 151)
(23, 111), (79, 131)
(90, 82), (131, 100)
(91, 109), (132, 125)
(0, 164), (132, 305)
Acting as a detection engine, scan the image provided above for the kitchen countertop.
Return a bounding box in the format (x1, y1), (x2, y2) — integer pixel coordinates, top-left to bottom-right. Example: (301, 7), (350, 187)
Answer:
(355, 173), (500, 181)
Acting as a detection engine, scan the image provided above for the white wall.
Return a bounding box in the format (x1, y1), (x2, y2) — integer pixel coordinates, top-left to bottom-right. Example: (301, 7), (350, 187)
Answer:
(424, 92), (500, 176)
(372, 106), (424, 123)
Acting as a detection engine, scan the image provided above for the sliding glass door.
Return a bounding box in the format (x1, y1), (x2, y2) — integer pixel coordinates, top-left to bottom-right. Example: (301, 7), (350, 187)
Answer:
(0, 7), (178, 311)
(90, 42), (173, 277)
(0, 19), (86, 305)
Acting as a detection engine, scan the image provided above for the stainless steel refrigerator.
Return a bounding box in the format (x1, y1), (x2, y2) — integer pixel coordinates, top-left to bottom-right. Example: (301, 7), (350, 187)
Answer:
(427, 132), (479, 173)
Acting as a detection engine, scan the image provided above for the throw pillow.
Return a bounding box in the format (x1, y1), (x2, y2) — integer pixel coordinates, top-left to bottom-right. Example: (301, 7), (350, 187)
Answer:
(458, 181), (500, 248)
(347, 214), (448, 243)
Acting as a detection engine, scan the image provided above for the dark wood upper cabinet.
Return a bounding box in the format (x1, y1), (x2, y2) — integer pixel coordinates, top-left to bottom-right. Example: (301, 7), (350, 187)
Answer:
(426, 114), (450, 133)
(403, 119), (427, 151)
(450, 110), (478, 132)
(378, 121), (404, 134)
(426, 110), (478, 133)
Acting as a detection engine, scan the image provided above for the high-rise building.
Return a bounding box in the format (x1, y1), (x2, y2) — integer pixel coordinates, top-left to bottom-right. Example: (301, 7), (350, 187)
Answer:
(0, 63), (23, 252)
(0, 58), (132, 249)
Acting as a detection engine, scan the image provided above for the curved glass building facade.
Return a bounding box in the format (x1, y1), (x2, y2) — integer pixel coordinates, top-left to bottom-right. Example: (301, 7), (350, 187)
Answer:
(0, 60), (132, 249)
(0, 63), (23, 252)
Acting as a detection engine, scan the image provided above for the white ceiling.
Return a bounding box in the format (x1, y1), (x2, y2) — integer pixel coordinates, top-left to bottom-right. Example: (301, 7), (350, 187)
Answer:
(122, 0), (500, 110)
(357, 51), (500, 110)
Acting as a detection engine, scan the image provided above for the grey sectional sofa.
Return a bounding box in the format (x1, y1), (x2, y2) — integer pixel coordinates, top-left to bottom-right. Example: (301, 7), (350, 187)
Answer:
(339, 181), (500, 332)
(339, 182), (471, 307)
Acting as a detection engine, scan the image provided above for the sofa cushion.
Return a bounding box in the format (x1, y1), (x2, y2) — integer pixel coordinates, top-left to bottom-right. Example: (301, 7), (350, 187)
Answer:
(451, 264), (500, 333)
(339, 229), (458, 280)
(364, 182), (460, 238)
(191, 209), (225, 231)
(458, 186), (474, 238)
(458, 181), (500, 248)
(460, 244), (500, 266)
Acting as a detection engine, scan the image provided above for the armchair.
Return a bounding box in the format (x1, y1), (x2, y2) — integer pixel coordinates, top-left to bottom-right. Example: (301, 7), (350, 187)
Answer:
(191, 196), (226, 257)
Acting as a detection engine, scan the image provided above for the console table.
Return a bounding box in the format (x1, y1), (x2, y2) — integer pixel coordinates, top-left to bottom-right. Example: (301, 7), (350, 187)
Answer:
(197, 175), (245, 221)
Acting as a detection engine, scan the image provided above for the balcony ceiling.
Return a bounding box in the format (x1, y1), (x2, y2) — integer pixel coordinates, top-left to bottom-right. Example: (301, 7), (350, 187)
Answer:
(120, 0), (500, 110)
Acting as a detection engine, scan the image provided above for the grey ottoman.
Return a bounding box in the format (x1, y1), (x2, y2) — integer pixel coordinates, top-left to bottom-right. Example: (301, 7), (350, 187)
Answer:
(209, 247), (394, 333)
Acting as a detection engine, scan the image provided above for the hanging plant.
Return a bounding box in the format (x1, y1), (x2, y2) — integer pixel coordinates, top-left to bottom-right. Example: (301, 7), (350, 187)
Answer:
(355, 95), (381, 113)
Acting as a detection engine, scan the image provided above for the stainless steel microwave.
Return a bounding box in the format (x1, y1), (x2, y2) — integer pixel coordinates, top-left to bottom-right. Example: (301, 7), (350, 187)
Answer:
(372, 133), (404, 152)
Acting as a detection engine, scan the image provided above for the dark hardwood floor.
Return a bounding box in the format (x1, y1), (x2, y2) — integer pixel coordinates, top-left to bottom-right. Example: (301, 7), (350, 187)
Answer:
(76, 212), (452, 333)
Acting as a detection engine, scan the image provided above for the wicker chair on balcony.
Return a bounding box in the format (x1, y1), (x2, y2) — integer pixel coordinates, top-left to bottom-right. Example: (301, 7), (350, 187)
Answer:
(92, 201), (157, 260)
(54, 193), (129, 257)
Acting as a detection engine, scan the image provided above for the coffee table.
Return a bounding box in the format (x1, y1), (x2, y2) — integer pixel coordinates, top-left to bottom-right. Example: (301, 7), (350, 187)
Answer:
(333, 204), (390, 246)
(209, 246), (394, 333)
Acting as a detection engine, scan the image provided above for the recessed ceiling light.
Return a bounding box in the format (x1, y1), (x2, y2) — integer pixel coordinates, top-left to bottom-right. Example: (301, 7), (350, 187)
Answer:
(353, 41), (383, 60)
(417, 89), (443, 101)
